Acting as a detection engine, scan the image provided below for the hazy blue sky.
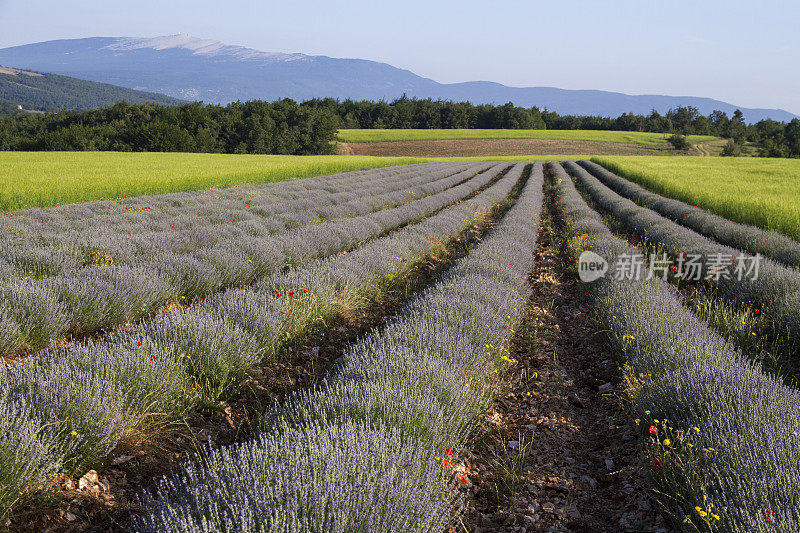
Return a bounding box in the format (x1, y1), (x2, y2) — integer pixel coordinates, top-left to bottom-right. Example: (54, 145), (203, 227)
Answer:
(1, 0), (798, 114)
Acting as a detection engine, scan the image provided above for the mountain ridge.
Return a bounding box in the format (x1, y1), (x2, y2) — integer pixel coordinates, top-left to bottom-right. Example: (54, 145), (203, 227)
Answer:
(0, 64), (184, 114)
(0, 35), (796, 123)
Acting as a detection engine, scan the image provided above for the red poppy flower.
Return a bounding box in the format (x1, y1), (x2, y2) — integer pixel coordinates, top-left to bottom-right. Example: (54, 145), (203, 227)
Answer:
(459, 473), (468, 484)
(649, 426), (658, 435)
(652, 458), (662, 467)
(340, 286), (346, 295)
(135, 341), (142, 347)
(443, 447), (454, 458)
(148, 353), (157, 363)
(289, 292), (295, 298)
(442, 458), (451, 469)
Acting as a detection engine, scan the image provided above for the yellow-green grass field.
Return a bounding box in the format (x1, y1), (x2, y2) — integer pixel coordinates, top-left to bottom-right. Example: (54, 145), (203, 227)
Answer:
(592, 156), (800, 242)
(0, 152), (590, 211)
(337, 129), (721, 147)
(0, 152), (435, 211)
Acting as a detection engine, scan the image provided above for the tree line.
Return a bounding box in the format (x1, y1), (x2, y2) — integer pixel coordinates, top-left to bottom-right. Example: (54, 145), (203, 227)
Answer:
(0, 100), (339, 154)
(0, 96), (797, 157)
(307, 97), (799, 157)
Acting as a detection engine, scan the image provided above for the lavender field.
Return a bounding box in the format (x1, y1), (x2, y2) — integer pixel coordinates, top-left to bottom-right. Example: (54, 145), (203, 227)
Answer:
(1, 158), (797, 532)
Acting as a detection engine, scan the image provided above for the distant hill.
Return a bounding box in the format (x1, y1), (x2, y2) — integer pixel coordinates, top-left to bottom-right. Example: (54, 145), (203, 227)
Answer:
(0, 65), (183, 114)
(0, 35), (796, 124)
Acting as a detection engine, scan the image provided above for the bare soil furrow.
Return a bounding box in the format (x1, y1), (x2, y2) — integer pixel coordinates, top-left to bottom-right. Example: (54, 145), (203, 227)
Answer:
(458, 176), (673, 532)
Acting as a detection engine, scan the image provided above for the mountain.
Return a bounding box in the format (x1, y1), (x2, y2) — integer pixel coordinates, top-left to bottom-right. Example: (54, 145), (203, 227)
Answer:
(0, 35), (796, 123)
(0, 64), (183, 113)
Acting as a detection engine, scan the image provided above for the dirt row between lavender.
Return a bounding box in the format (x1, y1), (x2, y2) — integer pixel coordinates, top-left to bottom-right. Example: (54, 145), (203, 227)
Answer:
(455, 171), (675, 532)
(340, 139), (675, 157)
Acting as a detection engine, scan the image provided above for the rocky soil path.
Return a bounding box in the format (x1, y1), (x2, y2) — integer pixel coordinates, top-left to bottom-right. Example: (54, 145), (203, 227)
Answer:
(457, 198), (674, 532)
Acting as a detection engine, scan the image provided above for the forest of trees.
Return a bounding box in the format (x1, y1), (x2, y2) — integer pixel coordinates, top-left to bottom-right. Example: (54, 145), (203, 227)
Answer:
(304, 97), (547, 130)
(0, 96), (798, 157)
(0, 100), (340, 154)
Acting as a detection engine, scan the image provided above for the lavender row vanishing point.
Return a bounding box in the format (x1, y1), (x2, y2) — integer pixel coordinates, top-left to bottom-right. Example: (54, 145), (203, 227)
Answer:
(551, 161), (800, 532)
(0, 162), (483, 280)
(136, 163), (544, 532)
(0, 163), (526, 518)
(563, 161), (800, 346)
(0, 162), (506, 358)
(578, 159), (800, 268)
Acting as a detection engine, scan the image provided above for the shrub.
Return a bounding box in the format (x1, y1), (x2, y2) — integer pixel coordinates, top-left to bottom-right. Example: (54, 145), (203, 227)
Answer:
(667, 133), (690, 150)
(721, 139), (741, 157)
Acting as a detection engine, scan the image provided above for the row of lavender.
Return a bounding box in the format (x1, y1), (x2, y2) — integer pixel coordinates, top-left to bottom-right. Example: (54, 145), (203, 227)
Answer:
(563, 161), (800, 346)
(578, 160), (800, 268)
(1, 162), (484, 281)
(0, 162), (504, 359)
(552, 161), (800, 531)
(0, 163), (528, 518)
(136, 164), (544, 532)
(0, 162), (478, 278)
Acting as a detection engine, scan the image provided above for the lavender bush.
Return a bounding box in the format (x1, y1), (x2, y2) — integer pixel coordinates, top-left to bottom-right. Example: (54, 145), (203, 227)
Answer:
(0, 390), (63, 518)
(139, 421), (458, 533)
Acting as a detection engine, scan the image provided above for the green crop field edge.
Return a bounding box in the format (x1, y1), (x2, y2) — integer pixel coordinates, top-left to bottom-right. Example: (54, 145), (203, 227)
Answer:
(591, 155), (800, 243)
(0, 152), (590, 211)
(337, 128), (720, 146)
